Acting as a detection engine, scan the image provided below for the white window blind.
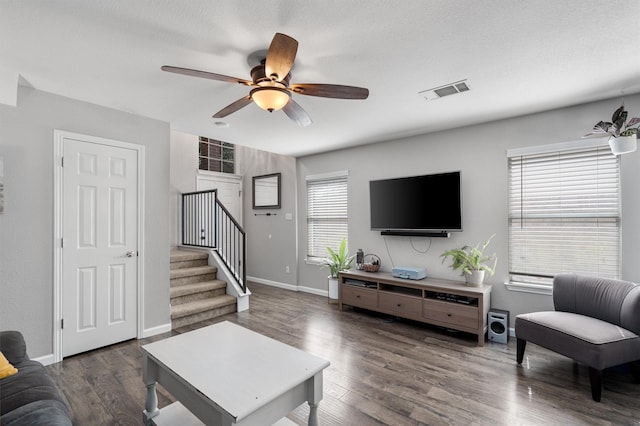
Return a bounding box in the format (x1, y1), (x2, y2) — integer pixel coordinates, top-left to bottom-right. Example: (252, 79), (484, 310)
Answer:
(508, 145), (620, 286)
(307, 172), (348, 259)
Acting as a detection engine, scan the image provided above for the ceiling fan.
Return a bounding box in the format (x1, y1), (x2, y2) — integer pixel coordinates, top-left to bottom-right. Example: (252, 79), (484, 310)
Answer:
(161, 33), (369, 127)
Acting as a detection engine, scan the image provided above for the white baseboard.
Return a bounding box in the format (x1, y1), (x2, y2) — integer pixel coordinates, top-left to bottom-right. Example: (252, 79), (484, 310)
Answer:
(37, 324), (170, 366)
(142, 322), (172, 338)
(248, 276), (328, 298)
(298, 285), (327, 297)
(33, 353), (56, 366)
(248, 276), (297, 291)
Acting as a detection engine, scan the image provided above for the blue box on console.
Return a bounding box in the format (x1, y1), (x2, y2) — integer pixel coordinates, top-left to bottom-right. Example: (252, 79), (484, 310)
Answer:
(392, 266), (427, 280)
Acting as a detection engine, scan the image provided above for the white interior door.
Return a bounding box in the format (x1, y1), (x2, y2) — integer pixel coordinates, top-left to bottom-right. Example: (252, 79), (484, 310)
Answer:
(197, 173), (243, 225)
(62, 137), (138, 357)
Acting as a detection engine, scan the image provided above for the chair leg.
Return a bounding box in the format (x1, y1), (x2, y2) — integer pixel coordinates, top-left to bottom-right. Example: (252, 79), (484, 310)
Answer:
(588, 367), (602, 402)
(516, 338), (526, 364)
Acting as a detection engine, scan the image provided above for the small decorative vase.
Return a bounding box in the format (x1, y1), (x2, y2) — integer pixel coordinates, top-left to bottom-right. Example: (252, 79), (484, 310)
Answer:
(609, 134), (637, 156)
(465, 270), (485, 287)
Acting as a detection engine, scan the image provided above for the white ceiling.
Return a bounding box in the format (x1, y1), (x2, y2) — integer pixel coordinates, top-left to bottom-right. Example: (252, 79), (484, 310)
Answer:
(1, 1), (639, 157)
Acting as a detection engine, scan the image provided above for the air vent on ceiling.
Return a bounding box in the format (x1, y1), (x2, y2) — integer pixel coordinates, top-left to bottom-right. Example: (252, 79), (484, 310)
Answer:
(419, 80), (470, 101)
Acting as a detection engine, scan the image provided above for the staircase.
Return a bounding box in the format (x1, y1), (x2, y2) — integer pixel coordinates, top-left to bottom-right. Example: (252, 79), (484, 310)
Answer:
(170, 249), (237, 329)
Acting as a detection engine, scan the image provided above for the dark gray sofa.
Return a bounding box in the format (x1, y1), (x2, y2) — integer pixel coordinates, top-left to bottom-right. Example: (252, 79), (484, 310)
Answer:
(0, 331), (72, 425)
(515, 273), (640, 401)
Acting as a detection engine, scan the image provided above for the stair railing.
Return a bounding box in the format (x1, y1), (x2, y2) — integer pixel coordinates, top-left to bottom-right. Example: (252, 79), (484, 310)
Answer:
(182, 190), (246, 293)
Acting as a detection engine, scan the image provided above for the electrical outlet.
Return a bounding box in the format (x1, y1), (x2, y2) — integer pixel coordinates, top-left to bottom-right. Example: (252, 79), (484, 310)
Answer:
(285, 266), (290, 273)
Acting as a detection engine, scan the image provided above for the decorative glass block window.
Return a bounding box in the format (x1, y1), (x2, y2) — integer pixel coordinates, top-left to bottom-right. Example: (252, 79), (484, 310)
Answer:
(507, 141), (621, 290)
(199, 137), (235, 173)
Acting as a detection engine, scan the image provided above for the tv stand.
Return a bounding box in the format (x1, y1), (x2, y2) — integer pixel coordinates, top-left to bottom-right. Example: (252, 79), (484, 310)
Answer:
(338, 270), (491, 346)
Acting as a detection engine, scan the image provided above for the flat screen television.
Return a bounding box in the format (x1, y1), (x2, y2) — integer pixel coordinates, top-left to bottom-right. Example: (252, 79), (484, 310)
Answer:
(369, 171), (462, 236)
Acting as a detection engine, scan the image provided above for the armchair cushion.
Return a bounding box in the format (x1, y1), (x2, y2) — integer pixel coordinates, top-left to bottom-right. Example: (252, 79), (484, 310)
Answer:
(516, 311), (640, 370)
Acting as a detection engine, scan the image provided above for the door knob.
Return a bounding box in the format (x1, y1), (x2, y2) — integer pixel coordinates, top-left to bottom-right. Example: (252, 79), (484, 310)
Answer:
(126, 251), (136, 257)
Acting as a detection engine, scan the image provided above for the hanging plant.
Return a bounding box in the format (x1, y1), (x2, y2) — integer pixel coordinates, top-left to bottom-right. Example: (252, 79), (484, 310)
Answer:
(583, 104), (640, 139)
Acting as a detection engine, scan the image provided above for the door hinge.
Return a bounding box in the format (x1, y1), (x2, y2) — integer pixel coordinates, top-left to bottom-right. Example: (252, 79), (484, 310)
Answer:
(61, 157), (64, 167)
(61, 238), (64, 248)
(61, 319), (64, 329)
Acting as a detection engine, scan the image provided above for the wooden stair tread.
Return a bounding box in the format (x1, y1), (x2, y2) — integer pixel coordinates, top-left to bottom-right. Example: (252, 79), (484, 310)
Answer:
(169, 248), (237, 329)
(170, 250), (209, 262)
(171, 295), (236, 319)
(170, 280), (226, 298)
(170, 265), (217, 279)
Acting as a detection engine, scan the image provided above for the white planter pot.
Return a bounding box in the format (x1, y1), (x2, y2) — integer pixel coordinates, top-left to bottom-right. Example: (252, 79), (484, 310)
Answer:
(328, 277), (339, 300)
(609, 134), (637, 156)
(464, 270), (485, 287)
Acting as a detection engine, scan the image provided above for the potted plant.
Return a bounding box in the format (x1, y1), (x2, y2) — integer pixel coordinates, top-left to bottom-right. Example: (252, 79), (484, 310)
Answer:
(440, 234), (497, 286)
(323, 238), (354, 302)
(584, 103), (640, 155)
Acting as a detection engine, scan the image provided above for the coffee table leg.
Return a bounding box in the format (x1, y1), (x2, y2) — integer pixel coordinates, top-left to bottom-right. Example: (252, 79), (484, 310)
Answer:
(143, 382), (160, 424)
(142, 355), (161, 424)
(306, 371), (324, 426)
(308, 402), (319, 426)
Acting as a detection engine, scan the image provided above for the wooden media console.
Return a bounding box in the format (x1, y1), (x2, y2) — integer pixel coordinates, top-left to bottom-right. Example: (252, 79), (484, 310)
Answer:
(338, 270), (492, 346)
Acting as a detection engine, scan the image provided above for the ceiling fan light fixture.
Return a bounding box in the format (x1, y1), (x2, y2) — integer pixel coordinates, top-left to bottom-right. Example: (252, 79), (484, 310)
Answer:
(250, 87), (290, 112)
(163, 33), (368, 123)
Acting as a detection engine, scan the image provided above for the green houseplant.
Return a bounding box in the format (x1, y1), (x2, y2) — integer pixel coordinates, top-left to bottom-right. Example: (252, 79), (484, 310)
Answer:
(440, 234), (497, 286)
(324, 238), (354, 279)
(323, 238), (354, 301)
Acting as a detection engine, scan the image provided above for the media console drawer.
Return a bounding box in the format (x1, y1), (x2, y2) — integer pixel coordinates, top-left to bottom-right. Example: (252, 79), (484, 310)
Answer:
(341, 285), (377, 309)
(378, 292), (422, 318)
(423, 299), (478, 330)
(339, 270), (491, 346)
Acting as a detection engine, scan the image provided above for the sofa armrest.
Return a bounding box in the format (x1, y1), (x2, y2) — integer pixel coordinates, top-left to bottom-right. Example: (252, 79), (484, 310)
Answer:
(0, 331), (28, 365)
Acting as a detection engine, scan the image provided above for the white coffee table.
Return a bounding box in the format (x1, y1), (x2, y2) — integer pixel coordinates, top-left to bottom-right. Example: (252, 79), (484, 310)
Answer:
(141, 321), (330, 426)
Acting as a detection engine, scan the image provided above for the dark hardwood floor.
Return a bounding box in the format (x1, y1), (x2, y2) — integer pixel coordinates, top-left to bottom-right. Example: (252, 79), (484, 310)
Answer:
(47, 282), (640, 425)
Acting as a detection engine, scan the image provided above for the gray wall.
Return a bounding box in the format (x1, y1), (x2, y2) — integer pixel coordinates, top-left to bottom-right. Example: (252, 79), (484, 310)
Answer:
(237, 145), (297, 287)
(169, 130), (199, 247)
(169, 95), (640, 326)
(0, 87), (171, 358)
(296, 94), (640, 324)
(169, 132), (298, 286)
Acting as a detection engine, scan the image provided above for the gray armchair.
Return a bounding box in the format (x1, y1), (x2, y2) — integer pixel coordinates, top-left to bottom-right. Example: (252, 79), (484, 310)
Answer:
(515, 273), (640, 401)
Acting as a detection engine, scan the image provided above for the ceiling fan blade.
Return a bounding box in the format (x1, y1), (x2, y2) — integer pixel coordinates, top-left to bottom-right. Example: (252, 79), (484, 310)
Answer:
(212, 95), (253, 118)
(161, 65), (252, 86)
(290, 83), (369, 99)
(265, 33), (298, 82)
(282, 98), (312, 127)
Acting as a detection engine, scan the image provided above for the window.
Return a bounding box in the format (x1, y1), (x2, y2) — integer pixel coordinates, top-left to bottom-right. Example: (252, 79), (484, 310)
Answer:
(507, 142), (620, 291)
(199, 137), (234, 173)
(306, 171), (349, 261)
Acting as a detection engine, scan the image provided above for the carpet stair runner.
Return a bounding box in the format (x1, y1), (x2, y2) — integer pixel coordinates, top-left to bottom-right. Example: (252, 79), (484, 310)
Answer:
(170, 249), (236, 329)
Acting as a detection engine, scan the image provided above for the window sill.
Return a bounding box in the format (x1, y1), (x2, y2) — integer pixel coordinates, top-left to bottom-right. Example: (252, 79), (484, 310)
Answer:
(197, 169), (241, 179)
(504, 281), (553, 296)
(305, 257), (325, 266)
